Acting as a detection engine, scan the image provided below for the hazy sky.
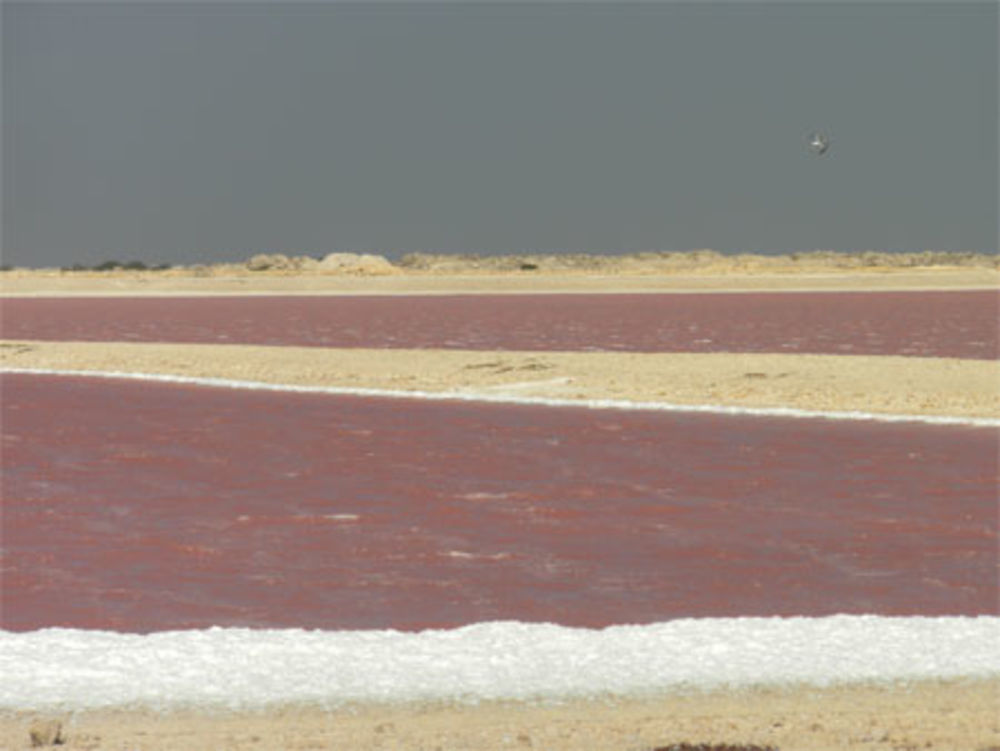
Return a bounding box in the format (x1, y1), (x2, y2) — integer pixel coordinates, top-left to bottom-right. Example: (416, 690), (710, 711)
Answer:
(3, 1), (997, 267)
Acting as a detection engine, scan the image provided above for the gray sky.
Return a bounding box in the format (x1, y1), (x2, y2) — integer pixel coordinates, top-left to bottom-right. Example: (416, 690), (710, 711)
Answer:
(2, 1), (997, 267)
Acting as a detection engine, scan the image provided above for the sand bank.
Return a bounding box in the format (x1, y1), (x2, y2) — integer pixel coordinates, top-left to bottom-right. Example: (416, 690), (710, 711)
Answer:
(3, 679), (997, 751)
(1, 266), (997, 296)
(3, 340), (997, 420)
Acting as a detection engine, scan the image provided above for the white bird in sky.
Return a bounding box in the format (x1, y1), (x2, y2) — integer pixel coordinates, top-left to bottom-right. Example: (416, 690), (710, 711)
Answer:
(807, 131), (831, 156)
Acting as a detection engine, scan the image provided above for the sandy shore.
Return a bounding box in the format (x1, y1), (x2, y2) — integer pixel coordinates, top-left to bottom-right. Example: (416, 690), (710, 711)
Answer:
(3, 340), (998, 420)
(3, 678), (998, 751)
(1, 265), (997, 296)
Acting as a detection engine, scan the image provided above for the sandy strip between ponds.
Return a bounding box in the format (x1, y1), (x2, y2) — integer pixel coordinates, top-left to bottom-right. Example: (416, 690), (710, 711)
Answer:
(2, 339), (998, 420)
(3, 679), (998, 751)
(2, 267), (997, 296)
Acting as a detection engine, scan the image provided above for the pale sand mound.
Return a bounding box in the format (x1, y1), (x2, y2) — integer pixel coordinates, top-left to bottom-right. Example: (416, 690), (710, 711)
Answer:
(2, 340), (997, 420)
(2, 679), (998, 750)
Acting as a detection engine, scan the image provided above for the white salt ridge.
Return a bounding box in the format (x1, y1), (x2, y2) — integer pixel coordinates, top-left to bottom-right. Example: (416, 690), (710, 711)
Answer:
(3, 367), (998, 427)
(1, 617), (998, 711)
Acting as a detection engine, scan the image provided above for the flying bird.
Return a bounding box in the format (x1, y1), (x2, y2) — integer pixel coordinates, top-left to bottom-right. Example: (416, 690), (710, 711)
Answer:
(807, 131), (831, 156)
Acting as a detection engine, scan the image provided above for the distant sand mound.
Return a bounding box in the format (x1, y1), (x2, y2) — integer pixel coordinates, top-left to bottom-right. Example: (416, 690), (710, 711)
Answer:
(316, 253), (397, 275)
(244, 252), (396, 275)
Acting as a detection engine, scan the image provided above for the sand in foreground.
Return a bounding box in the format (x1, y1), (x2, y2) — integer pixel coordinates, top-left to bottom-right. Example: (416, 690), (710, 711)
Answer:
(3, 679), (998, 751)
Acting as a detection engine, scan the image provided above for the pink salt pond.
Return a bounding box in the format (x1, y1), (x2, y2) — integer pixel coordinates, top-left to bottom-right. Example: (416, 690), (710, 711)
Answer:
(2, 290), (996, 358)
(3, 374), (996, 633)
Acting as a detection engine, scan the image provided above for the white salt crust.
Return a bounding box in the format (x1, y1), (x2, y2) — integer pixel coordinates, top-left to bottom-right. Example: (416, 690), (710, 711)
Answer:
(2, 367), (997, 427)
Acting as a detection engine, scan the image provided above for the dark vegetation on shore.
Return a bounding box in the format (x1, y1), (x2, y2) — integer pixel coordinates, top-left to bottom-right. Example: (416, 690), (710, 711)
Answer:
(60, 260), (173, 272)
(0, 259), (174, 272)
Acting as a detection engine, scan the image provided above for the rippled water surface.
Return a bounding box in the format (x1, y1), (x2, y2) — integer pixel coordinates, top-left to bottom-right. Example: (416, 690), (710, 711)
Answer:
(3, 290), (996, 358)
(4, 374), (996, 632)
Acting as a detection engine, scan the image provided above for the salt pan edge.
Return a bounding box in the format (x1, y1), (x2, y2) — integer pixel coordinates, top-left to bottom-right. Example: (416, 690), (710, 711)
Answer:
(3, 367), (997, 427)
(1, 617), (998, 711)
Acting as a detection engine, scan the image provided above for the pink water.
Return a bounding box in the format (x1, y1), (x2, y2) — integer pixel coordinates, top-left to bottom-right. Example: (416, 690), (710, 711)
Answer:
(2, 290), (996, 358)
(3, 374), (996, 633)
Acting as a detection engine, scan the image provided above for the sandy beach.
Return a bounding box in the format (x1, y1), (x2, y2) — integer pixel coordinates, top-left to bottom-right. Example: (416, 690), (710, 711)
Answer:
(3, 340), (998, 421)
(3, 679), (998, 751)
(2, 260), (997, 750)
